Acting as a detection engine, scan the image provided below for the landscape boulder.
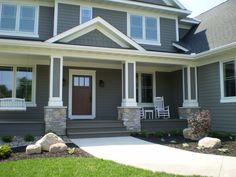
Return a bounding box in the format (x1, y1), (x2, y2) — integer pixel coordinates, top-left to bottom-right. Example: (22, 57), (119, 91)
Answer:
(26, 144), (41, 155)
(36, 133), (64, 151)
(49, 143), (68, 153)
(183, 127), (206, 141)
(198, 137), (221, 148)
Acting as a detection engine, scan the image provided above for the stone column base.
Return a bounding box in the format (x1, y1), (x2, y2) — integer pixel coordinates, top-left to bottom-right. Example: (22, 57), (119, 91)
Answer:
(118, 107), (141, 132)
(44, 106), (67, 135)
(178, 107), (201, 120)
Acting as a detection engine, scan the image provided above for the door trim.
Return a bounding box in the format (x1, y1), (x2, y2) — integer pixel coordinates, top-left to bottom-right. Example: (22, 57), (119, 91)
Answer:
(68, 69), (96, 119)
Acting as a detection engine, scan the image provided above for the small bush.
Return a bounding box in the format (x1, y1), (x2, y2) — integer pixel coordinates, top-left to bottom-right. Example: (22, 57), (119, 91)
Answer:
(140, 130), (150, 138)
(188, 110), (211, 135)
(169, 129), (182, 137)
(208, 131), (235, 141)
(154, 131), (167, 138)
(1, 134), (13, 143)
(24, 134), (35, 142)
(67, 148), (76, 155)
(0, 145), (12, 160)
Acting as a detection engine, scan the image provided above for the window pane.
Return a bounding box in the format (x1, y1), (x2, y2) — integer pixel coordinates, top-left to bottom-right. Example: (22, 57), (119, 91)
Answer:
(19, 6), (35, 32)
(0, 67), (13, 98)
(81, 7), (92, 24)
(130, 15), (143, 39)
(141, 74), (153, 103)
(0, 4), (17, 30)
(84, 77), (90, 87)
(145, 17), (157, 41)
(79, 77), (85, 86)
(224, 61), (236, 97)
(16, 67), (32, 101)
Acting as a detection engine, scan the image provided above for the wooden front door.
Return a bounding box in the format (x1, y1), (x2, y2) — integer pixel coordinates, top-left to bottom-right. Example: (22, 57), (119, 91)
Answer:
(72, 75), (92, 116)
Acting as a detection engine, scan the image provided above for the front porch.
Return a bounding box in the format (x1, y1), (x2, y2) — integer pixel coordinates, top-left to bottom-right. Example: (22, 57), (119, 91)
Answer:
(0, 46), (198, 137)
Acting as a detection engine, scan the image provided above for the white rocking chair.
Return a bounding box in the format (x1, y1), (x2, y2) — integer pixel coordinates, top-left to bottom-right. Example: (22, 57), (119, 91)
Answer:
(154, 97), (170, 119)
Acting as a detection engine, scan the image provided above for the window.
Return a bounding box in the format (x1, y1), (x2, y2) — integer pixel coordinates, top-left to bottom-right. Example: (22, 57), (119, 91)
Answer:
(80, 7), (92, 24)
(223, 61), (236, 96)
(0, 66), (35, 105)
(73, 76), (91, 87)
(136, 73), (154, 104)
(129, 14), (160, 45)
(0, 3), (38, 37)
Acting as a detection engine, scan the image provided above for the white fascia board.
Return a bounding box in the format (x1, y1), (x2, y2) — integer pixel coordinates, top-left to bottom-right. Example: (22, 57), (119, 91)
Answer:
(172, 42), (189, 52)
(180, 18), (201, 25)
(46, 17), (145, 51)
(106, 0), (191, 15)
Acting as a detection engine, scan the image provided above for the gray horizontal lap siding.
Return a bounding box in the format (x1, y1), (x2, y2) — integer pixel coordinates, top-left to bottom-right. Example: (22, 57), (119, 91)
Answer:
(63, 67), (122, 120)
(0, 65), (49, 136)
(198, 62), (236, 133)
(57, 3), (80, 34)
(156, 70), (183, 118)
(142, 18), (177, 52)
(0, 6), (53, 41)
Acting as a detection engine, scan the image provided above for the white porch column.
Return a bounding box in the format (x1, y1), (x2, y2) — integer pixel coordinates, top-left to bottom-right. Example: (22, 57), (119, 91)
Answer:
(121, 61), (137, 107)
(182, 66), (199, 107)
(48, 56), (63, 106)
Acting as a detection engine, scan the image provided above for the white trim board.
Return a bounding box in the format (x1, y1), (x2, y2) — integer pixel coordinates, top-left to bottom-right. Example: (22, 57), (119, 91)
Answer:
(46, 17), (145, 51)
(68, 69), (96, 119)
(172, 42), (189, 52)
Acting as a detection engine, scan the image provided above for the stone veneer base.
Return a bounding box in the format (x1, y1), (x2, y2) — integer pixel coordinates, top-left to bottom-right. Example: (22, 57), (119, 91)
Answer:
(178, 107), (201, 120)
(44, 106), (67, 136)
(118, 107), (141, 132)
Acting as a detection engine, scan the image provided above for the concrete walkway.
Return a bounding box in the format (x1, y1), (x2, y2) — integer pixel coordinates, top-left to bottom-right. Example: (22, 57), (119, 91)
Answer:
(71, 136), (236, 177)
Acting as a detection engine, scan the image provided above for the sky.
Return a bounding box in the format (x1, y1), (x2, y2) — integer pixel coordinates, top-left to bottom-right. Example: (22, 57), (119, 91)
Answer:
(178, 0), (227, 17)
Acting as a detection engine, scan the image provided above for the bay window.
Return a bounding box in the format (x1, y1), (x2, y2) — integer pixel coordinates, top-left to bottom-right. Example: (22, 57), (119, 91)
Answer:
(129, 14), (160, 45)
(0, 66), (35, 105)
(0, 3), (39, 37)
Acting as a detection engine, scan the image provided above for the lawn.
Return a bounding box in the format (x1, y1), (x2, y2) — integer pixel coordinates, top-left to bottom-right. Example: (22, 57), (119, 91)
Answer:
(0, 157), (199, 177)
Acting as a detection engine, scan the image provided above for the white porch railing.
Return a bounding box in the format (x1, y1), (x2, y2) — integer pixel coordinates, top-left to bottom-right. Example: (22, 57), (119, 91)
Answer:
(0, 98), (26, 111)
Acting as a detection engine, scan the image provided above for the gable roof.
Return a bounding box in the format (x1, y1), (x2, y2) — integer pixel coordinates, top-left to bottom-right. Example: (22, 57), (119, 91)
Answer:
(182, 0), (236, 54)
(46, 17), (145, 51)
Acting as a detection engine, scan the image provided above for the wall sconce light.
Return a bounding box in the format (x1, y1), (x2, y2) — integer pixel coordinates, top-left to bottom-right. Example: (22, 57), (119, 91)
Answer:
(99, 80), (105, 87)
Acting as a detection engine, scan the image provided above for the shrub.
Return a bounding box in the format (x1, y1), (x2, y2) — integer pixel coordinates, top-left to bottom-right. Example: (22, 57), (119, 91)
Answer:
(24, 134), (35, 142)
(208, 131), (235, 141)
(169, 129), (182, 137)
(0, 145), (12, 160)
(1, 134), (13, 143)
(188, 110), (211, 135)
(154, 131), (167, 138)
(67, 148), (76, 155)
(140, 130), (150, 138)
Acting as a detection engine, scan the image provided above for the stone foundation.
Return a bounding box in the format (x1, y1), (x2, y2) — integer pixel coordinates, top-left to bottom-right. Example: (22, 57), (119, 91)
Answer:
(118, 107), (141, 132)
(178, 107), (201, 120)
(44, 106), (67, 135)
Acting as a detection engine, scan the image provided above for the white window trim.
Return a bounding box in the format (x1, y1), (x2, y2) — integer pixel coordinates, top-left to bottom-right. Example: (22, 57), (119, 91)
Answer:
(127, 13), (161, 46)
(0, 64), (37, 107)
(136, 71), (156, 107)
(0, 3), (39, 38)
(68, 69), (96, 120)
(80, 6), (92, 25)
(220, 59), (236, 103)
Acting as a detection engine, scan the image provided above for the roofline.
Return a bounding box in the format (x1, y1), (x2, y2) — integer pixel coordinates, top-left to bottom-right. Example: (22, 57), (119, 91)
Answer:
(46, 17), (145, 51)
(172, 42), (189, 52)
(180, 18), (201, 24)
(172, 0), (186, 10)
(106, 0), (191, 15)
(1, 39), (236, 61)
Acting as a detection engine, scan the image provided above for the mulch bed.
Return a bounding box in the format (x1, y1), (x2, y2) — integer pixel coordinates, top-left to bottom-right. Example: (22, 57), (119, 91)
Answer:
(0, 143), (92, 162)
(133, 135), (236, 157)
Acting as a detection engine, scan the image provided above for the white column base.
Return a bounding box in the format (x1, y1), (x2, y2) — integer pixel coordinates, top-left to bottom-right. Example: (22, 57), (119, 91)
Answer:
(48, 98), (63, 107)
(183, 100), (199, 108)
(121, 100), (137, 107)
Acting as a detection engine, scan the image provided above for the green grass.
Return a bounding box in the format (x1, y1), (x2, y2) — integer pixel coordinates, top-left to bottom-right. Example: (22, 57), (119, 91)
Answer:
(0, 157), (199, 177)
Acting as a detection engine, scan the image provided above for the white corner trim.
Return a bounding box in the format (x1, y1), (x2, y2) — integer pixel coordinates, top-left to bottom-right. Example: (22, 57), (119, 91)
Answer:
(68, 69), (96, 119)
(172, 42), (189, 52)
(46, 17), (145, 51)
(175, 18), (179, 42)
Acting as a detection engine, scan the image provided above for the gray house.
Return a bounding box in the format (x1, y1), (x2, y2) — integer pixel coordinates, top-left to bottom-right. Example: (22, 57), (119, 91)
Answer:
(0, 0), (235, 138)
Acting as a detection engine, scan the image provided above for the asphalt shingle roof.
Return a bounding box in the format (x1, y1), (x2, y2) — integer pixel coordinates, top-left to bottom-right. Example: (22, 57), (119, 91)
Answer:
(182, 0), (236, 54)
